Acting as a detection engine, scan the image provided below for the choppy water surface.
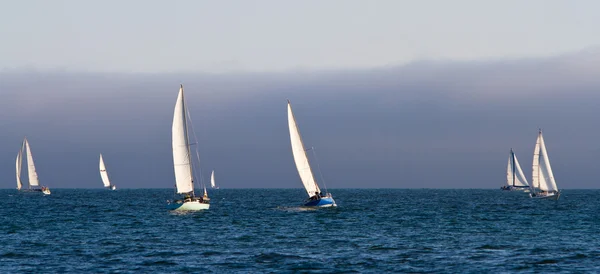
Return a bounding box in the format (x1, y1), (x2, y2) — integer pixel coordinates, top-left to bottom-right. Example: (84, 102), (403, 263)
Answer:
(1, 189), (600, 273)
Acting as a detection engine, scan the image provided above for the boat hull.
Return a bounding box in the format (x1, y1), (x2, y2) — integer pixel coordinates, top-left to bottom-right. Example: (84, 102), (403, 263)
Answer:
(42, 189), (51, 195)
(167, 200), (210, 211)
(303, 196), (336, 207)
(530, 191), (560, 200)
(501, 186), (530, 192)
(110, 185), (116, 190)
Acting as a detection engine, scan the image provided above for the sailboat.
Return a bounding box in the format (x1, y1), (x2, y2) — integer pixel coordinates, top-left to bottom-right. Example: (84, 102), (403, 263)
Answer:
(501, 148), (530, 192)
(287, 100), (336, 207)
(529, 129), (560, 200)
(210, 170), (219, 189)
(16, 138), (51, 195)
(99, 154), (116, 190)
(166, 84), (210, 210)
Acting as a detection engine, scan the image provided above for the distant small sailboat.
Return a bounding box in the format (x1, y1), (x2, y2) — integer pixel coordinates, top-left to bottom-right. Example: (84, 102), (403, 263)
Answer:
(287, 100), (336, 207)
(99, 154), (116, 190)
(166, 84), (210, 210)
(16, 138), (51, 195)
(530, 129), (560, 200)
(210, 170), (219, 189)
(501, 148), (530, 192)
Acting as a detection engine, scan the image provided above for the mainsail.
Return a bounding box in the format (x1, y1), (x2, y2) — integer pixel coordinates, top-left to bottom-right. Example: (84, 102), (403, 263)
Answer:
(99, 154), (111, 187)
(24, 139), (40, 187)
(287, 101), (321, 197)
(211, 170), (216, 188)
(506, 149), (529, 187)
(532, 130), (558, 192)
(172, 85), (194, 194)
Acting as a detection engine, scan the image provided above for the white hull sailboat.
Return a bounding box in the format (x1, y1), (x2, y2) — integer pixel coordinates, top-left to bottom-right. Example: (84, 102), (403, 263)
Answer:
(287, 100), (336, 207)
(16, 138), (51, 195)
(99, 154), (117, 190)
(530, 129), (560, 200)
(166, 84), (210, 211)
(501, 148), (530, 192)
(210, 170), (219, 189)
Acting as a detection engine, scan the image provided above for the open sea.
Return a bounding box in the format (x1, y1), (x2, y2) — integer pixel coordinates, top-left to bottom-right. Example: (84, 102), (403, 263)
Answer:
(1, 189), (599, 273)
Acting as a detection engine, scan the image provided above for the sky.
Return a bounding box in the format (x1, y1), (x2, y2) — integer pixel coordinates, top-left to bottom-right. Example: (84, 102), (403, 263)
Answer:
(1, 1), (600, 189)
(1, 0), (600, 73)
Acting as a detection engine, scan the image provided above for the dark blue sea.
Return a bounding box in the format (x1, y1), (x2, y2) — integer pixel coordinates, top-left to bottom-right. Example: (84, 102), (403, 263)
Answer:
(1, 189), (599, 273)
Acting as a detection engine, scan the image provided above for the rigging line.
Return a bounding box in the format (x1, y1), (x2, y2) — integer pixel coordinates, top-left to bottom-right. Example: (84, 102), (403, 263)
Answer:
(185, 105), (206, 192)
(310, 146), (329, 194)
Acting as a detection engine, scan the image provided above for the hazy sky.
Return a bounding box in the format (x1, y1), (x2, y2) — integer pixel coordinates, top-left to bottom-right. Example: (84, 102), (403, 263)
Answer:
(1, 48), (600, 189)
(1, 0), (600, 72)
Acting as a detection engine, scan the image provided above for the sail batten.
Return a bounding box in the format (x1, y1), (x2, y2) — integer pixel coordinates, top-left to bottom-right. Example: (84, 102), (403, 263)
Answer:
(99, 154), (111, 187)
(287, 101), (321, 197)
(172, 86), (194, 194)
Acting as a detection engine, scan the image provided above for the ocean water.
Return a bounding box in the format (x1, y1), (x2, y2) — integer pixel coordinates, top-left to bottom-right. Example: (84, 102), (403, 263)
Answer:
(1, 189), (599, 273)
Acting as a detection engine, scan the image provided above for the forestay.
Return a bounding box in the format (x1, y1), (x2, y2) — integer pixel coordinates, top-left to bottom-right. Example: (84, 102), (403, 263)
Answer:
(172, 86), (194, 194)
(287, 101), (321, 197)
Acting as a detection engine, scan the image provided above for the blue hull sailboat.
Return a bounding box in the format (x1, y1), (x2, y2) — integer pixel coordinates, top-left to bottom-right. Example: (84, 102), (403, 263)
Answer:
(166, 85), (210, 211)
(501, 148), (530, 192)
(287, 100), (336, 207)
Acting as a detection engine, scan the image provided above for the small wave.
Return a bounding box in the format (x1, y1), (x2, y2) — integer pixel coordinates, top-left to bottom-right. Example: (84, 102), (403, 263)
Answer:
(568, 253), (588, 259)
(201, 250), (223, 256)
(1, 252), (28, 259)
(368, 245), (399, 251)
(254, 252), (304, 263)
(475, 244), (508, 251)
(533, 259), (559, 265)
(140, 260), (178, 266)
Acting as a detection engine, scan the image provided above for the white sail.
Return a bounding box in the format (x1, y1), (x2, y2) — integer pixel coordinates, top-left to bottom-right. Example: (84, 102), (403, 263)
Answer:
(532, 131), (558, 192)
(16, 150), (22, 190)
(172, 85), (194, 194)
(211, 170), (216, 188)
(287, 101), (321, 197)
(506, 150), (528, 187)
(99, 154), (111, 187)
(25, 139), (40, 187)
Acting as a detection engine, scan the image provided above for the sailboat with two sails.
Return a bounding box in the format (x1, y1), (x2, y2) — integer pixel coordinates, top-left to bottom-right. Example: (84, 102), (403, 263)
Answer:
(16, 138), (51, 195)
(99, 154), (116, 190)
(166, 85), (210, 211)
(529, 129), (560, 200)
(287, 100), (336, 207)
(501, 148), (530, 191)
